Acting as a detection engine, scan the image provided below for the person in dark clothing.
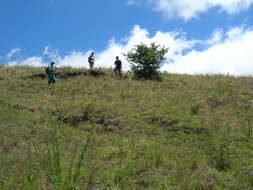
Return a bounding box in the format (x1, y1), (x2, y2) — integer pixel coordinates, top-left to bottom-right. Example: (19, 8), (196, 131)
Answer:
(88, 52), (95, 69)
(46, 61), (56, 85)
(114, 56), (122, 77)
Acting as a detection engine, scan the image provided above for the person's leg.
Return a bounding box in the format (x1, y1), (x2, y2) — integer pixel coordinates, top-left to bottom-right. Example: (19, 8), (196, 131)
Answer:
(48, 72), (55, 85)
(116, 67), (121, 77)
(52, 73), (56, 84)
(48, 74), (51, 85)
(119, 68), (122, 77)
(89, 62), (94, 69)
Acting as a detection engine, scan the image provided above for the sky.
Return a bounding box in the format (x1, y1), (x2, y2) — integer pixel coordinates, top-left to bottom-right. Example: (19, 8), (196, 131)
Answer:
(1, 0), (253, 75)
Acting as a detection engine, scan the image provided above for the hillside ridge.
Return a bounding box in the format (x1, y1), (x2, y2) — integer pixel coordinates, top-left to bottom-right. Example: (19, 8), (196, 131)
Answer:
(0, 66), (253, 190)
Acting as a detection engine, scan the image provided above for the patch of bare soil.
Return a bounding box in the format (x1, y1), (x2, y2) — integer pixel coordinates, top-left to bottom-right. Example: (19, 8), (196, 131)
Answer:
(23, 70), (106, 80)
(165, 125), (208, 134)
(148, 116), (207, 134)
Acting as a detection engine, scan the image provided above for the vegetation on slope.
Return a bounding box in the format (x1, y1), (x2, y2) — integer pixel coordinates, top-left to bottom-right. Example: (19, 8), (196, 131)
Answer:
(0, 66), (253, 190)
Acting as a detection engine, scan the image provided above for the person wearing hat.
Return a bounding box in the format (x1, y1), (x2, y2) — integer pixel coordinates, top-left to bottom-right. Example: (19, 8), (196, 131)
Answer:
(46, 61), (56, 85)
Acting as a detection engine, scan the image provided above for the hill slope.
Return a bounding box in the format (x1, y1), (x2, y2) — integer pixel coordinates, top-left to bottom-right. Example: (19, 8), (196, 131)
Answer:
(0, 66), (253, 190)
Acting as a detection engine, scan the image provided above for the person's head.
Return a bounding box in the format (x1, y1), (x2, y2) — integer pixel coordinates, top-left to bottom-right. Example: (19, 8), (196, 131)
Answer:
(91, 52), (94, 55)
(116, 56), (119, 60)
(50, 61), (55, 65)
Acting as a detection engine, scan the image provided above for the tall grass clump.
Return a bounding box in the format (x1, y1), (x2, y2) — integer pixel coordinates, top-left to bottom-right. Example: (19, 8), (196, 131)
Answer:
(47, 129), (92, 190)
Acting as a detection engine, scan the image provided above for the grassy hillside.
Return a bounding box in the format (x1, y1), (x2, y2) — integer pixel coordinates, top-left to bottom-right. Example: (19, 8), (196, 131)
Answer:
(0, 66), (253, 190)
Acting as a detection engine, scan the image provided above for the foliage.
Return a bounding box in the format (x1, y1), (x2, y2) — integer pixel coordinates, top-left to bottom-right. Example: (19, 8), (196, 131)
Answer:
(125, 43), (168, 80)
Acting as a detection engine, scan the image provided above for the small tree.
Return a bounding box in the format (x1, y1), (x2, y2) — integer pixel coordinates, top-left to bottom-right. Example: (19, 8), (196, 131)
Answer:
(125, 43), (168, 80)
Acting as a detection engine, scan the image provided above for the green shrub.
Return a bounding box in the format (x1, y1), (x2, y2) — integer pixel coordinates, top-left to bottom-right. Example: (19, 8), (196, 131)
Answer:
(125, 43), (168, 80)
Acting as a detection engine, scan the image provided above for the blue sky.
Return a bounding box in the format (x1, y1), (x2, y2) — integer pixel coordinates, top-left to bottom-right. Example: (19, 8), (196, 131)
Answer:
(1, 0), (253, 75)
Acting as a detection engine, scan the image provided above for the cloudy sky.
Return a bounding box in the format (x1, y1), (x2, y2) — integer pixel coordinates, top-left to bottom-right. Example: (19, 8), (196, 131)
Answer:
(1, 0), (253, 75)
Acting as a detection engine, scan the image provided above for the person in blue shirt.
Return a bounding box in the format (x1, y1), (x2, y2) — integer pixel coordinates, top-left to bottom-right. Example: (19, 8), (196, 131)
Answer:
(46, 61), (56, 85)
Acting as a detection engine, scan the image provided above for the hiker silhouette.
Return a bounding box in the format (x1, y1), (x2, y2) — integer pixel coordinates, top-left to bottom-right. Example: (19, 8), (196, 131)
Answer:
(88, 52), (95, 70)
(114, 56), (122, 77)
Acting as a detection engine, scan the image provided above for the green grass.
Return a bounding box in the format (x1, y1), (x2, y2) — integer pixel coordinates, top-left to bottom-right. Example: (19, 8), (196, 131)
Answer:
(0, 66), (253, 190)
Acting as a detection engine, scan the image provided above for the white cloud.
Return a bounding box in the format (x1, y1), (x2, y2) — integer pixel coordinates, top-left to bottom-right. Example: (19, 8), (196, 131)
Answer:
(206, 29), (224, 45)
(6, 25), (253, 76)
(135, 0), (253, 20)
(43, 46), (61, 63)
(7, 56), (46, 67)
(60, 51), (90, 68)
(94, 25), (195, 71)
(127, 0), (141, 6)
(6, 48), (21, 59)
(45, 26), (193, 71)
(6, 25), (193, 71)
(161, 26), (253, 76)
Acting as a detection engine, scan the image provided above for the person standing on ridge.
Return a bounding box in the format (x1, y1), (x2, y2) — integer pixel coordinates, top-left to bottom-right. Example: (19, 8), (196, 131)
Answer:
(45, 61), (56, 85)
(114, 56), (122, 77)
(88, 52), (95, 69)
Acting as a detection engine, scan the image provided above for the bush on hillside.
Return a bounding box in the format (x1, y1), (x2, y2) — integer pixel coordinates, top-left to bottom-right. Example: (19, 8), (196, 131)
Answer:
(125, 43), (168, 80)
